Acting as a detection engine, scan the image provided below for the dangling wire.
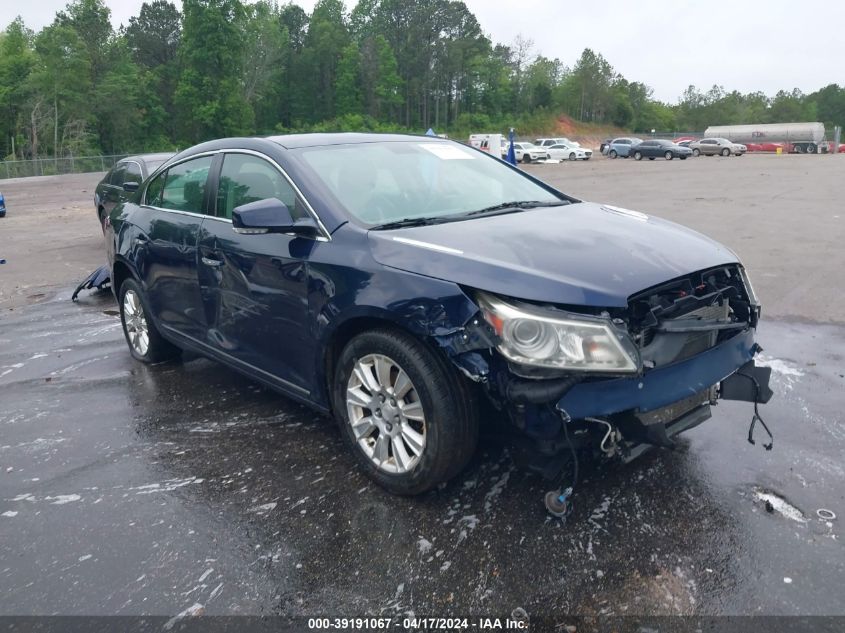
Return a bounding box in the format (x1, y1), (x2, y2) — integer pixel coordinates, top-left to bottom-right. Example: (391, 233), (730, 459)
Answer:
(738, 370), (773, 450)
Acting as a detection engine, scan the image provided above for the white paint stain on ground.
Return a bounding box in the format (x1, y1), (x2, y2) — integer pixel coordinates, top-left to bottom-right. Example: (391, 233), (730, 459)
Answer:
(417, 538), (433, 555)
(756, 355), (804, 389)
(131, 477), (204, 495)
(2, 511), (18, 517)
(249, 502), (277, 513)
(753, 488), (807, 523)
(164, 603), (204, 630)
(78, 554), (92, 562)
(46, 494), (81, 505)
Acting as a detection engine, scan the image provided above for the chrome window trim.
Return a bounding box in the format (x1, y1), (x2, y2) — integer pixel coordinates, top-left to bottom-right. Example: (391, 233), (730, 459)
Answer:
(216, 148), (331, 241)
(140, 148), (331, 242)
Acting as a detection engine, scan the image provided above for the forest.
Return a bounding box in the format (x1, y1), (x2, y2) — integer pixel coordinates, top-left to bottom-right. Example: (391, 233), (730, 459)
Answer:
(1, 0), (844, 159)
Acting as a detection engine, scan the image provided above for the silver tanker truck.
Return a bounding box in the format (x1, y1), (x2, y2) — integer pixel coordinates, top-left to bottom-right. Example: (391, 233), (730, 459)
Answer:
(704, 122), (828, 154)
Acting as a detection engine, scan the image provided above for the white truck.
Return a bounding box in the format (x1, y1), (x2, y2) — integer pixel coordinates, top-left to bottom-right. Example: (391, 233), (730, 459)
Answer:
(468, 134), (504, 158)
(704, 122), (829, 154)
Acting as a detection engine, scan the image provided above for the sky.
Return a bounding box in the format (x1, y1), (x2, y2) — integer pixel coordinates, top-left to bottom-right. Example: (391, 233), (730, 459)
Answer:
(3, 0), (843, 103)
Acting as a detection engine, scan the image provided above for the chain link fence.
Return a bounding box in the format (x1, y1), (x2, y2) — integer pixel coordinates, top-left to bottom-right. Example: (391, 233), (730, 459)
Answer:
(0, 155), (129, 180)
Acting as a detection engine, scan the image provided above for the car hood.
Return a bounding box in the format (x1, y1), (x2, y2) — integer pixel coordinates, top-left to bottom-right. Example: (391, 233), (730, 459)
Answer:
(368, 202), (739, 308)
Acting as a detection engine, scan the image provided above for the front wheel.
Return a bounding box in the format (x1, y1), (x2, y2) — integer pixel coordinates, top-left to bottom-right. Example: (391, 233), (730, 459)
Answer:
(118, 279), (180, 363)
(609, 150), (618, 159)
(333, 329), (479, 495)
(721, 148), (730, 156)
(692, 148), (701, 157)
(634, 151), (643, 161)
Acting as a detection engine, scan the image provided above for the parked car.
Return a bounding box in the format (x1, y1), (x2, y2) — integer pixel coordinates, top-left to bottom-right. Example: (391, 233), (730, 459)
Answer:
(94, 153), (175, 230)
(599, 138), (613, 154)
(0, 191), (5, 217)
(106, 133), (771, 510)
(502, 141), (550, 163)
(535, 137), (581, 148)
(606, 137), (643, 158)
(689, 138), (746, 157)
(546, 143), (592, 161)
(630, 139), (693, 161)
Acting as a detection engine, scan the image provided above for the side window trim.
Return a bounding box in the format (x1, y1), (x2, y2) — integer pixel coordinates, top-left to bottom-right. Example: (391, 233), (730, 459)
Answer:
(216, 149), (331, 240)
(141, 151), (216, 217)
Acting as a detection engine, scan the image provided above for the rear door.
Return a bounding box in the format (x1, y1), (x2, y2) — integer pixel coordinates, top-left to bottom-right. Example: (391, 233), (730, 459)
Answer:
(140, 154), (214, 342)
(197, 151), (317, 394)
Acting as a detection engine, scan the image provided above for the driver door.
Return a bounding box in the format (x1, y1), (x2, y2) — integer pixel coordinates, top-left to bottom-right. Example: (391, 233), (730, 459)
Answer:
(198, 152), (316, 394)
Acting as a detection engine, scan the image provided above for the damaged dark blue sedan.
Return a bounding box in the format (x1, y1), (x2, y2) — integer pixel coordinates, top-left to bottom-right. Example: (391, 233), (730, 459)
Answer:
(106, 133), (772, 512)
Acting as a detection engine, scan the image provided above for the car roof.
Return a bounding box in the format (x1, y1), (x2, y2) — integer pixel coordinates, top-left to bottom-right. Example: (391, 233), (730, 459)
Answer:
(266, 132), (441, 149)
(122, 152), (176, 164)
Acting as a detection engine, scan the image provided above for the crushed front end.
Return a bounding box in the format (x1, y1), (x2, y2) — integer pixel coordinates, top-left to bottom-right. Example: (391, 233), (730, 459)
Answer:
(444, 265), (774, 479)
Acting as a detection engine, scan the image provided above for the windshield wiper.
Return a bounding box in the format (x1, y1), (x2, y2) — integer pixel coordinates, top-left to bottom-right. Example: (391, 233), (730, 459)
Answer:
(371, 216), (448, 230)
(460, 200), (569, 217)
(371, 200), (568, 230)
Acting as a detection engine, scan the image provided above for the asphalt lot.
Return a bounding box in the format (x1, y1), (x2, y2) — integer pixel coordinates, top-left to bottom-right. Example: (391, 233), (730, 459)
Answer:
(1, 155), (844, 623)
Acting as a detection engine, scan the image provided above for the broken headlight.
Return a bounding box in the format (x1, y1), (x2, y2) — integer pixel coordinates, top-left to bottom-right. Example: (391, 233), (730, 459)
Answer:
(738, 265), (759, 306)
(476, 292), (639, 373)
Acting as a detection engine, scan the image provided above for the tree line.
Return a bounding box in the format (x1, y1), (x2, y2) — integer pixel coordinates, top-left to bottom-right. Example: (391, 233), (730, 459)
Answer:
(1, 0), (844, 160)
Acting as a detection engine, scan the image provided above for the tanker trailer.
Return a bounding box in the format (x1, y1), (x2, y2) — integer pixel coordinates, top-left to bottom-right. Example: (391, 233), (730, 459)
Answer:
(704, 122), (828, 154)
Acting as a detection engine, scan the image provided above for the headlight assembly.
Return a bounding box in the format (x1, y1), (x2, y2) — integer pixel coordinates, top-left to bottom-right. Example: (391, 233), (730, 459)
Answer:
(476, 292), (639, 373)
(738, 265), (759, 306)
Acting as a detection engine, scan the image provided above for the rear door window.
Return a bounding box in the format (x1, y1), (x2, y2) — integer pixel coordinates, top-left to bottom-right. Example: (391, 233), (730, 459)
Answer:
(144, 155), (213, 214)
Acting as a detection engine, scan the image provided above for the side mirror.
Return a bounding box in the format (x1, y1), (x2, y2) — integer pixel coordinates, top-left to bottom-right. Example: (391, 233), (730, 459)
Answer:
(122, 181), (140, 193)
(232, 198), (319, 238)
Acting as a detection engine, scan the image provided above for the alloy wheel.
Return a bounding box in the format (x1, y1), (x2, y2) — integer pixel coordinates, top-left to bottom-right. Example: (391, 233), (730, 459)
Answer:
(123, 289), (150, 356)
(345, 353), (426, 474)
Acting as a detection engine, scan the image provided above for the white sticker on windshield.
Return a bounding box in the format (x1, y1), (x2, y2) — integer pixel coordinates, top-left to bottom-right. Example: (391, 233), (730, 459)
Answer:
(419, 144), (474, 160)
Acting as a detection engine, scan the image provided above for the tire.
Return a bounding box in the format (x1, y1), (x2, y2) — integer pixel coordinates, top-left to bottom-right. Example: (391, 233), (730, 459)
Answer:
(609, 150), (618, 159)
(721, 148), (730, 157)
(568, 152), (576, 161)
(807, 143), (817, 154)
(98, 207), (107, 234)
(634, 151), (643, 161)
(522, 154), (531, 164)
(692, 148), (700, 157)
(333, 328), (479, 495)
(665, 151), (673, 160)
(648, 157), (655, 160)
(118, 278), (181, 364)
(680, 156), (687, 160)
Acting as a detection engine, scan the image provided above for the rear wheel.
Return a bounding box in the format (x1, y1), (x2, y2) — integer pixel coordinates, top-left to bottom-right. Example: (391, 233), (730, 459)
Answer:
(634, 151), (643, 161)
(333, 329), (479, 495)
(665, 151), (673, 160)
(118, 279), (180, 363)
(721, 148), (730, 157)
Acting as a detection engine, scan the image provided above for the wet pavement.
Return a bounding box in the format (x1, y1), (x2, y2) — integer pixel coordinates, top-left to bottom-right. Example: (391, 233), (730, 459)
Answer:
(1, 289), (843, 618)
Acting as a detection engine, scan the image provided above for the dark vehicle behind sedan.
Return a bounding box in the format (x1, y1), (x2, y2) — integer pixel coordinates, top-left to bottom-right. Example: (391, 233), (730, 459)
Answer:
(104, 133), (772, 516)
(631, 139), (692, 161)
(94, 153), (174, 231)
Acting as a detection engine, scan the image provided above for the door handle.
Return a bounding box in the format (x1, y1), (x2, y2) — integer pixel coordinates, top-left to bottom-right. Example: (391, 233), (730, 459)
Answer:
(202, 256), (225, 268)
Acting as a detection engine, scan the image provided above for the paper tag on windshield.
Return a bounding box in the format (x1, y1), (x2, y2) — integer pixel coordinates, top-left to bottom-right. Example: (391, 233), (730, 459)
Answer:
(419, 144), (474, 160)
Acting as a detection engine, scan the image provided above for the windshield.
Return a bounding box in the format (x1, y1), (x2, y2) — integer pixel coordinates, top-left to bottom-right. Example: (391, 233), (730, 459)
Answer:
(296, 141), (565, 227)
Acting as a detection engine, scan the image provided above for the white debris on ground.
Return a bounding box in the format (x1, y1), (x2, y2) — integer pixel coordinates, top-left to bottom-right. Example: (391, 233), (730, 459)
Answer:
(248, 502), (277, 514)
(756, 355), (804, 389)
(753, 488), (808, 523)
